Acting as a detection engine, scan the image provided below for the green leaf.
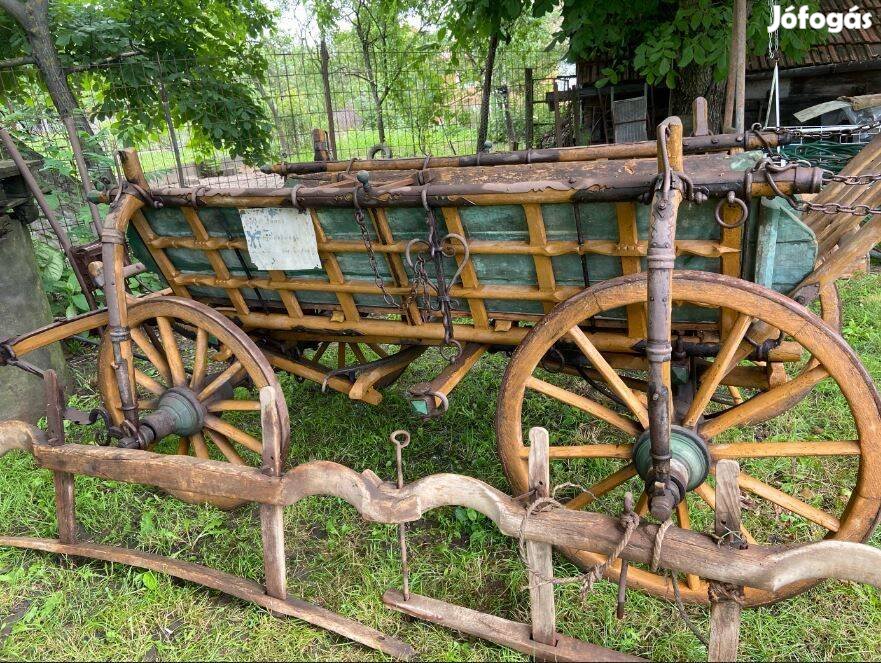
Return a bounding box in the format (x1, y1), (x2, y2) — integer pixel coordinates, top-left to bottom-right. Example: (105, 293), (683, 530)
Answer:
(679, 44), (693, 68)
(140, 571), (159, 591)
(72, 294), (89, 311)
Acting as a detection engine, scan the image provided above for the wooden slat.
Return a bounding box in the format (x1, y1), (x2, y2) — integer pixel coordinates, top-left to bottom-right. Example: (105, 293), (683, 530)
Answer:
(269, 270), (304, 319)
(526, 428), (556, 645)
(524, 203), (556, 314)
(615, 202), (647, 338)
(309, 209), (361, 321)
(181, 207), (250, 316)
(719, 203), (743, 335)
(150, 234), (742, 260)
(441, 207), (489, 328)
(709, 459), (744, 662)
(370, 208), (423, 325)
(130, 210), (191, 298)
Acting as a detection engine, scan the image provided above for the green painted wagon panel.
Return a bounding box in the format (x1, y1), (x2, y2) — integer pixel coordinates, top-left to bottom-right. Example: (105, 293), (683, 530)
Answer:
(131, 188), (816, 322)
(742, 197), (817, 293)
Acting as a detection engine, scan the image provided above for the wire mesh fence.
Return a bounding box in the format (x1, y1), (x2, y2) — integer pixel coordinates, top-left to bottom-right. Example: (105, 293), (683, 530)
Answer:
(1, 46), (566, 247)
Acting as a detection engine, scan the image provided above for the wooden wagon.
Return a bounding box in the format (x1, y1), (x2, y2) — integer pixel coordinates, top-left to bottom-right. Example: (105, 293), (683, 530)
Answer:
(5, 115), (881, 621)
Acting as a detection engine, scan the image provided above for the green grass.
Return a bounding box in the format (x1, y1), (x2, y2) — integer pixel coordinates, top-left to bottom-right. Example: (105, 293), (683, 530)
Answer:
(2, 274), (881, 660)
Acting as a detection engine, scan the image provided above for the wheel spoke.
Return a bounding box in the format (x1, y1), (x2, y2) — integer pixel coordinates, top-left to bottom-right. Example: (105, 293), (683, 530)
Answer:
(198, 361), (244, 401)
(188, 432), (210, 459)
(134, 368), (165, 396)
(130, 326), (171, 382)
(337, 343), (347, 369)
(736, 471), (840, 532)
(177, 437), (190, 455)
(518, 443), (633, 460)
(156, 317), (187, 387)
(526, 375), (640, 436)
(367, 343), (388, 358)
(206, 430), (245, 465)
(711, 440), (860, 460)
(693, 483), (757, 544)
(635, 491), (648, 515)
(565, 464), (637, 510)
(569, 326), (649, 428)
(207, 399), (262, 412)
(727, 385), (744, 405)
(190, 328), (209, 391)
(699, 365), (830, 439)
(675, 500), (702, 590)
(204, 414), (262, 453)
(351, 343), (368, 364)
(313, 342), (330, 362)
(138, 398), (159, 410)
(682, 314), (752, 427)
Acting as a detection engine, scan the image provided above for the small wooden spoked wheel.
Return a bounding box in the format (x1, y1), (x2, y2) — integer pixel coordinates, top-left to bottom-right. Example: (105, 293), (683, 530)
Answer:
(307, 340), (409, 388)
(496, 271), (881, 606)
(98, 297), (289, 508)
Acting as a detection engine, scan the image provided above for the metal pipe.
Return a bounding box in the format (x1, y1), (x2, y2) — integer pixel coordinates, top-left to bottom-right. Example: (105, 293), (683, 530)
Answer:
(646, 118), (683, 521)
(262, 131), (792, 175)
(92, 163), (824, 210)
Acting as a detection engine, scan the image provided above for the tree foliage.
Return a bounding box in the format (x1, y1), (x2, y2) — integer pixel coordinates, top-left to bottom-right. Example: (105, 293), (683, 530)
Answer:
(0, 0), (276, 163)
(442, 0), (827, 91)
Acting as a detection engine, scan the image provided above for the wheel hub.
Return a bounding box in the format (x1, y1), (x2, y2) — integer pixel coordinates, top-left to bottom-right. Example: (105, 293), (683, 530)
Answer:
(120, 387), (207, 449)
(150, 387), (206, 437)
(632, 425), (711, 501)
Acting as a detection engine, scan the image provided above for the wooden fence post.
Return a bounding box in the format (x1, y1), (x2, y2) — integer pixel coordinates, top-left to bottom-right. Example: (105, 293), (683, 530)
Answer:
(708, 459), (744, 661)
(527, 426), (557, 646)
(259, 386), (287, 600)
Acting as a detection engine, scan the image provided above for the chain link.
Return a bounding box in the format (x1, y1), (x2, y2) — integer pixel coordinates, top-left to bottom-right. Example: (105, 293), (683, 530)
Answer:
(760, 158), (881, 217)
(352, 202), (404, 309)
(751, 120), (881, 141)
(350, 183), (466, 359)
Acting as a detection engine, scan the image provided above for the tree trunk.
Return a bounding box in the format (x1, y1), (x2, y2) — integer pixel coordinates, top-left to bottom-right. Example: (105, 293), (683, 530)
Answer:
(476, 33), (499, 151)
(669, 63), (725, 134)
(363, 49), (386, 146)
(16, 0), (91, 136)
(354, 21), (386, 147)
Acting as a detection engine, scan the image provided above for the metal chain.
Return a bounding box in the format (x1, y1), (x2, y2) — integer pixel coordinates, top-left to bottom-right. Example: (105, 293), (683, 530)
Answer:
(761, 159), (881, 217)
(351, 182), (466, 360)
(352, 187), (418, 312)
(751, 120), (881, 141)
(823, 171), (881, 186)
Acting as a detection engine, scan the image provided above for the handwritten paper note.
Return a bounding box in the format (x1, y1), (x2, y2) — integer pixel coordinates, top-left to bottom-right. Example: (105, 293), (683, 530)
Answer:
(240, 207), (322, 271)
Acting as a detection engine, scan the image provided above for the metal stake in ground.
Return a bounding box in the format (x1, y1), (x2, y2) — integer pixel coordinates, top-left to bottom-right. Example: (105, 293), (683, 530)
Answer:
(390, 429), (411, 600)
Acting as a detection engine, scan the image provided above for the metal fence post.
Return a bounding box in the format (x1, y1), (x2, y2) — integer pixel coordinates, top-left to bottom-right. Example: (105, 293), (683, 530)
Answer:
(319, 39), (338, 160)
(524, 68), (534, 150)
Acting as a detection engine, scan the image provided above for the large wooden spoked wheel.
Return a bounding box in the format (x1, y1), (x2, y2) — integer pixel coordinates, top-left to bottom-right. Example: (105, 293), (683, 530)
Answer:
(98, 297), (289, 508)
(496, 271), (881, 606)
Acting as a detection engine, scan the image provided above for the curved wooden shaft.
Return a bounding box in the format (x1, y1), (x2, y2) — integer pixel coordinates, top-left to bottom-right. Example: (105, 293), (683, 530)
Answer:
(18, 438), (881, 593)
(0, 535), (415, 660)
